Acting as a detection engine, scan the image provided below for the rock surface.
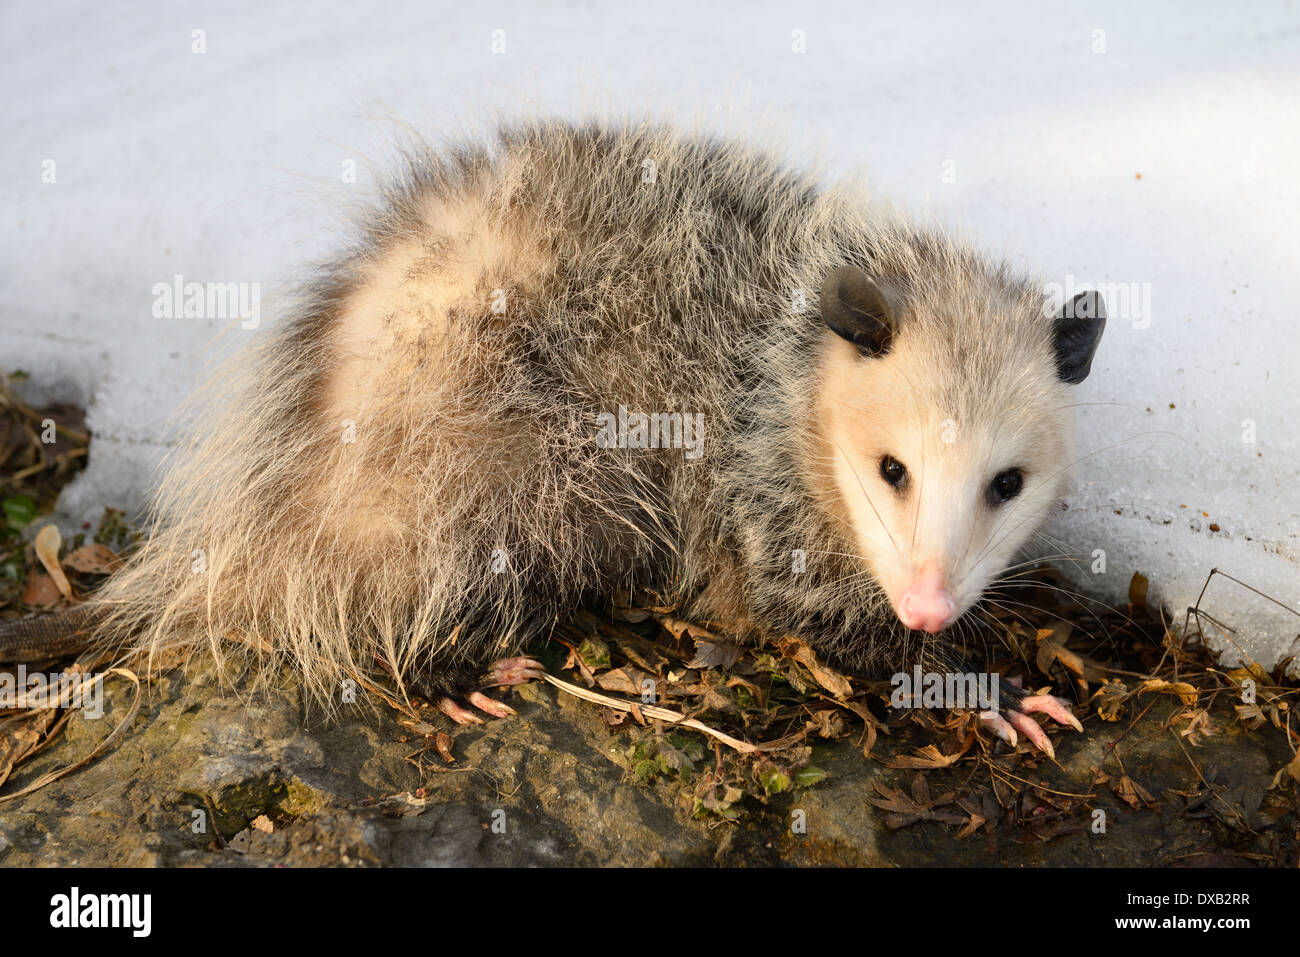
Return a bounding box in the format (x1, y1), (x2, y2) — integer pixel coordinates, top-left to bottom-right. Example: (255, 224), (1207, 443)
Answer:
(2, 654), (1294, 867)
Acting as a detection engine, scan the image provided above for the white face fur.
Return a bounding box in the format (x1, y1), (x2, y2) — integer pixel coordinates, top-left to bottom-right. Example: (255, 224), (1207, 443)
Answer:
(815, 265), (1104, 635)
(820, 333), (1072, 631)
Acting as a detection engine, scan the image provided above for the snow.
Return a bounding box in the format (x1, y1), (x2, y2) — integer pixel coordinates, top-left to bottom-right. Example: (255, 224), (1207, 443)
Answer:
(2, 1), (1297, 669)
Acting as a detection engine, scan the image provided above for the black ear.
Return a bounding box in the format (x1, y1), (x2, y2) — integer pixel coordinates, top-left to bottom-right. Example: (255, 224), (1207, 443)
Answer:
(1053, 291), (1106, 384)
(820, 265), (897, 357)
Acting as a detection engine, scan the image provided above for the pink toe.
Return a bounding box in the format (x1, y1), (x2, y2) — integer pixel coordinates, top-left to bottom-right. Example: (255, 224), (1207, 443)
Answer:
(1005, 710), (1054, 758)
(468, 690), (515, 718)
(979, 711), (1018, 748)
(438, 697), (483, 725)
(1018, 694), (1083, 731)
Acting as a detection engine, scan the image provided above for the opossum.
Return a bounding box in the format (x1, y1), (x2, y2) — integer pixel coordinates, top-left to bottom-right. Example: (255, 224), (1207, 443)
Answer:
(1, 119), (1104, 750)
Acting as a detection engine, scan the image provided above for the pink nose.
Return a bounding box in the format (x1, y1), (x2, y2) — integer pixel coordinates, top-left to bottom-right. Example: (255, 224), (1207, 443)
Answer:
(897, 571), (956, 633)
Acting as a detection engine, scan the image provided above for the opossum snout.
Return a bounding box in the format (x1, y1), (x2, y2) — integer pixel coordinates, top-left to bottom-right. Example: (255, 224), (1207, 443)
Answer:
(896, 569), (957, 633)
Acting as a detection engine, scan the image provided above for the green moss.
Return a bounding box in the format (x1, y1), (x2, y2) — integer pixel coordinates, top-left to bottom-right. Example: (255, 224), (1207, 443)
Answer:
(182, 777), (325, 839)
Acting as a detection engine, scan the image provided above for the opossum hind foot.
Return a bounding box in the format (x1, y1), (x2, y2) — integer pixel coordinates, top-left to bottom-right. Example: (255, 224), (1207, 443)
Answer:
(484, 655), (549, 688)
(432, 656), (548, 725)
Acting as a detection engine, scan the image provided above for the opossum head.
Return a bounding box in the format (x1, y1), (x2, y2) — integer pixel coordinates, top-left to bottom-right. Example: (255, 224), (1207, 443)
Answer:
(817, 263), (1105, 634)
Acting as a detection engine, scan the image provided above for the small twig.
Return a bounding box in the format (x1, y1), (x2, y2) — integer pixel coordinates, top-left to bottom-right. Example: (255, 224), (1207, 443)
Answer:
(540, 672), (760, 753)
(0, 667), (143, 803)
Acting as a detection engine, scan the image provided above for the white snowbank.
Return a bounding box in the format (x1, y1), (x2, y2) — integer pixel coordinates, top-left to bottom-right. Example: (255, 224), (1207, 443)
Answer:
(2, 1), (1296, 668)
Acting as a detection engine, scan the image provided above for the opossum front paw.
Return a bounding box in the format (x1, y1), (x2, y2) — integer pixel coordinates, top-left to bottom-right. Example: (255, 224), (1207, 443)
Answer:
(437, 691), (517, 724)
(979, 693), (1082, 759)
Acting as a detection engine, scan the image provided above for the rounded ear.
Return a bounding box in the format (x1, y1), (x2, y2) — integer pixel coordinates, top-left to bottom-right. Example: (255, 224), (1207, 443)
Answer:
(1053, 291), (1107, 384)
(820, 265), (897, 357)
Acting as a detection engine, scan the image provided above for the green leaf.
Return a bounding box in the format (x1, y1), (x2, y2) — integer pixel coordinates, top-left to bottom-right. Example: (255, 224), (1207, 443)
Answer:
(760, 767), (792, 795)
(2, 496), (38, 532)
(692, 786), (744, 821)
(576, 635), (610, 670)
(793, 766), (829, 788)
(665, 732), (705, 762)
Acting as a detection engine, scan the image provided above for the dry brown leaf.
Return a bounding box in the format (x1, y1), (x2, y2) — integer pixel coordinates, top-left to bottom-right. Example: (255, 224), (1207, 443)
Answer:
(832, 696), (888, 733)
(433, 731), (455, 764)
(1114, 773), (1159, 810)
(1091, 679), (1130, 721)
(882, 734), (974, 770)
(1226, 662), (1271, 686)
(1269, 752), (1300, 790)
(600, 706), (628, 727)
(1233, 702), (1267, 730)
(0, 712), (55, 788)
(867, 774), (965, 828)
(806, 709), (846, 739)
(398, 716), (437, 736)
(656, 615), (716, 643)
(860, 719), (878, 760)
(34, 524), (73, 601)
(1036, 625), (1108, 684)
(0, 668), (140, 805)
(1138, 678), (1199, 706)
(955, 795), (989, 838)
(1175, 708), (1215, 744)
(562, 643), (598, 687)
(1129, 571), (1149, 609)
(776, 637), (853, 699)
(62, 544), (124, 575)
(686, 637), (742, 670)
(20, 572), (63, 608)
(595, 668), (639, 695)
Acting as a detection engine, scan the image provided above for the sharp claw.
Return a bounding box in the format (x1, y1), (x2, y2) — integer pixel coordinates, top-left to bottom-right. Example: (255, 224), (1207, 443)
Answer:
(979, 711), (1018, 748)
(467, 690), (515, 718)
(438, 697), (483, 725)
(1005, 709), (1055, 759)
(1017, 694), (1083, 732)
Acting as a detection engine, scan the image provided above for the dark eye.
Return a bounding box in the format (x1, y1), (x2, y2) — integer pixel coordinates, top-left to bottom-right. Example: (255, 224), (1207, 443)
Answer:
(989, 468), (1023, 503)
(879, 455), (908, 489)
